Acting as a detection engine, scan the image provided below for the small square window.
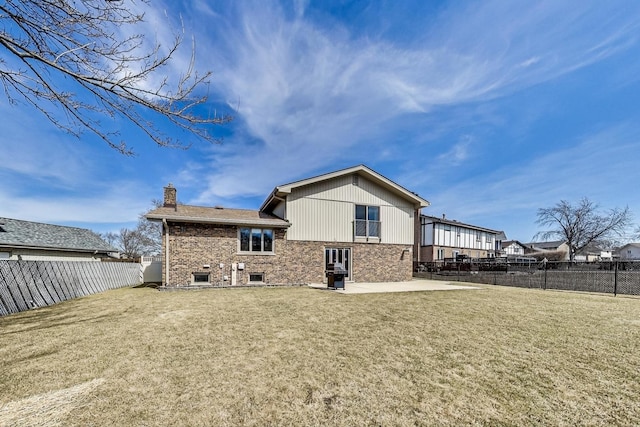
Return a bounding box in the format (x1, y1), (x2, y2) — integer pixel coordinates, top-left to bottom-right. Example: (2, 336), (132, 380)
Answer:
(355, 205), (380, 238)
(249, 273), (264, 283)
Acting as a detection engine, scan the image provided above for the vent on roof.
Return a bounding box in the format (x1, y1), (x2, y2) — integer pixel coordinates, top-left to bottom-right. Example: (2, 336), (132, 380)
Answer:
(0, 223), (5, 232)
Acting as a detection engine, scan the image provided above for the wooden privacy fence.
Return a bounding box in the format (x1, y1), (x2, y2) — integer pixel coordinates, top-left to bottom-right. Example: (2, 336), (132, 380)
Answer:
(0, 260), (141, 316)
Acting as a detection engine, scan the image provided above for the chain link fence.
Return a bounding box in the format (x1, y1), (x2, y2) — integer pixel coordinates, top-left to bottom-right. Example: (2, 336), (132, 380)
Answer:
(415, 260), (640, 296)
(0, 260), (141, 316)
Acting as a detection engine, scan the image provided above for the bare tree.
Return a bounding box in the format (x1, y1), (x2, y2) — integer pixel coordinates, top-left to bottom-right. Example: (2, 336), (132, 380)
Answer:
(0, 0), (231, 155)
(100, 199), (163, 258)
(535, 198), (632, 262)
(102, 227), (150, 259)
(136, 199), (163, 255)
(100, 231), (119, 254)
(119, 228), (146, 259)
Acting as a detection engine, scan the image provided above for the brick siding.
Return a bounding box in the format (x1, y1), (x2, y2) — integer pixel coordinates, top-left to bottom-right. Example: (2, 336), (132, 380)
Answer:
(162, 222), (412, 286)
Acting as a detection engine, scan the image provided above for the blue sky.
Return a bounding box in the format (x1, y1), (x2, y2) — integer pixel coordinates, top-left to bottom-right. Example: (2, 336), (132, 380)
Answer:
(3, 0), (640, 242)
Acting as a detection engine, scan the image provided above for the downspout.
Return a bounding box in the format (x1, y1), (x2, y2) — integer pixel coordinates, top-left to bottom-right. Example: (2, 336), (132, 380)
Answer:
(163, 219), (169, 286)
(416, 210), (421, 264)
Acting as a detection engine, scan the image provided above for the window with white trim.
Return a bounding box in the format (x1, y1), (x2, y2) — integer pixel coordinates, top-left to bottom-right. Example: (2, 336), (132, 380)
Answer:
(355, 205), (380, 238)
(239, 228), (274, 253)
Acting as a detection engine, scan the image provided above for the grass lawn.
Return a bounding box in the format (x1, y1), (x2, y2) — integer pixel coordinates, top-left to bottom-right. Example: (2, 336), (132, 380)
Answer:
(1, 282), (640, 426)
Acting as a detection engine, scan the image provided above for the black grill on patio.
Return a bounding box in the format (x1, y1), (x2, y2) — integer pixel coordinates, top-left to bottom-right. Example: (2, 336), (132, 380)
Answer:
(326, 263), (347, 289)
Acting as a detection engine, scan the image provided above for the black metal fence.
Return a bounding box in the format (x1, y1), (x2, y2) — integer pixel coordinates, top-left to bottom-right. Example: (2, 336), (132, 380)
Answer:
(0, 260), (141, 316)
(414, 260), (640, 296)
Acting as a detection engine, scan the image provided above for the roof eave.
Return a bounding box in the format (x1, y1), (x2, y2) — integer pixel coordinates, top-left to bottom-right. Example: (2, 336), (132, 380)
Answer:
(420, 215), (499, 234)
(259, 189), (289, 213)
(146, 214), (291, 228)
(0, 243), (113, 254)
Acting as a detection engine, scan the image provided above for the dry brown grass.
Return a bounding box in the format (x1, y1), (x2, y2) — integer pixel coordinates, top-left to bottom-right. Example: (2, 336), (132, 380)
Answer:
(1, 283), (640, 426)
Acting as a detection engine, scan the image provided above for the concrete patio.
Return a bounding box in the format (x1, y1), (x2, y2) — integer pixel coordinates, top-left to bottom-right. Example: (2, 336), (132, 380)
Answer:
(309, 279), (479, 294)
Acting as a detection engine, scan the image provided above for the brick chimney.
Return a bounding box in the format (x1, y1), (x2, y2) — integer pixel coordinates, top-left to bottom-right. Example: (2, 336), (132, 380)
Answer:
(163, 184), (177, 209)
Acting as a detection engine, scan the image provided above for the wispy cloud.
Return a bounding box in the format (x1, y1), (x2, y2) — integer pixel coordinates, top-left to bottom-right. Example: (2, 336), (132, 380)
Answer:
(176, 0), (640, 204)
(426, 123), (640, 240)
(0, 183), (149, 227)
(0, 103), (157, 229)
(4, 0), (640, 238)
(437, 137), (471, 166)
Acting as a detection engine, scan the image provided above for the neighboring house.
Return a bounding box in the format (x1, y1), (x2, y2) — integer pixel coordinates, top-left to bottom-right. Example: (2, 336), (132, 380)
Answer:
(0, 217), (115, 261)
(599, 251), (614, 261)
(494, 231), (507, 257)
(419, 215), (499, 261)
(146, 165), (430, 287)
(524, 240), (570, 261)
(617, 243), (640, 260)
(574, 243), (610, 262)
(501, 240), (527, 257)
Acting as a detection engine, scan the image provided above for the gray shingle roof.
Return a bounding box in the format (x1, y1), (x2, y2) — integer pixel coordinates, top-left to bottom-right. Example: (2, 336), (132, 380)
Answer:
(421, 215), (500, 234)
(146, 205), (290, 228)
(0, 217), (115, 253)
(525, 240), (566, 250)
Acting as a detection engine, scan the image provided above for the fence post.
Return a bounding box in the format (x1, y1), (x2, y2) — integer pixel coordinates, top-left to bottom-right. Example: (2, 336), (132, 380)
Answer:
(614, 261), (618, 296)
(543, 261), (547, 290)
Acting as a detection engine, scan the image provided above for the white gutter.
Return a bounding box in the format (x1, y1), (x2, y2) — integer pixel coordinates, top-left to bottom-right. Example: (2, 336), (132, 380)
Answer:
(147, 214), (290, 228)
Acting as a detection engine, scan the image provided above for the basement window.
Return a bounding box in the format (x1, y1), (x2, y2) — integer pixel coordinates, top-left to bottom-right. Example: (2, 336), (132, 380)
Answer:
(192, 272), (210, 283)
(249, 273), (264, 283)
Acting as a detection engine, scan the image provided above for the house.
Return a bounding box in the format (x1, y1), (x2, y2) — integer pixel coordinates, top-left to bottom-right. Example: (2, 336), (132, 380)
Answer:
(501, 240), (527, 257)
(574, 243), (611, 262)
(0, 217), (115, 261)
(524, 240), (570, 261)
(617, 243), (640, 260)
(418, 215), (500, 261)
(146, 165), (430, 287)
(494, 231), (507, 256)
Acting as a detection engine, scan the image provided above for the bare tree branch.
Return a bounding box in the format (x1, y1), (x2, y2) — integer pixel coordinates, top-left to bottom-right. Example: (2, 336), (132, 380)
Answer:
(0, 0), (232, 155)
(535, 198), (632, 261)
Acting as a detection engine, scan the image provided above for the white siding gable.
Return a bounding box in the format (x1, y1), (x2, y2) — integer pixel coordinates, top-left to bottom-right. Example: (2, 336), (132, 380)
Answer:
(421, 218), (497, 251)
(505, 242), (525, 255)
(284, 174), (416, 244)
(619, 244), (640, 260)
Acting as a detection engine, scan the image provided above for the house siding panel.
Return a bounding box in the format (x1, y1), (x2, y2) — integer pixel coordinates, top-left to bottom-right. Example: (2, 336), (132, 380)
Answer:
(420, 216), (498, 262)
(273, 201), (286, 219)
(285, 175), (415, 244)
